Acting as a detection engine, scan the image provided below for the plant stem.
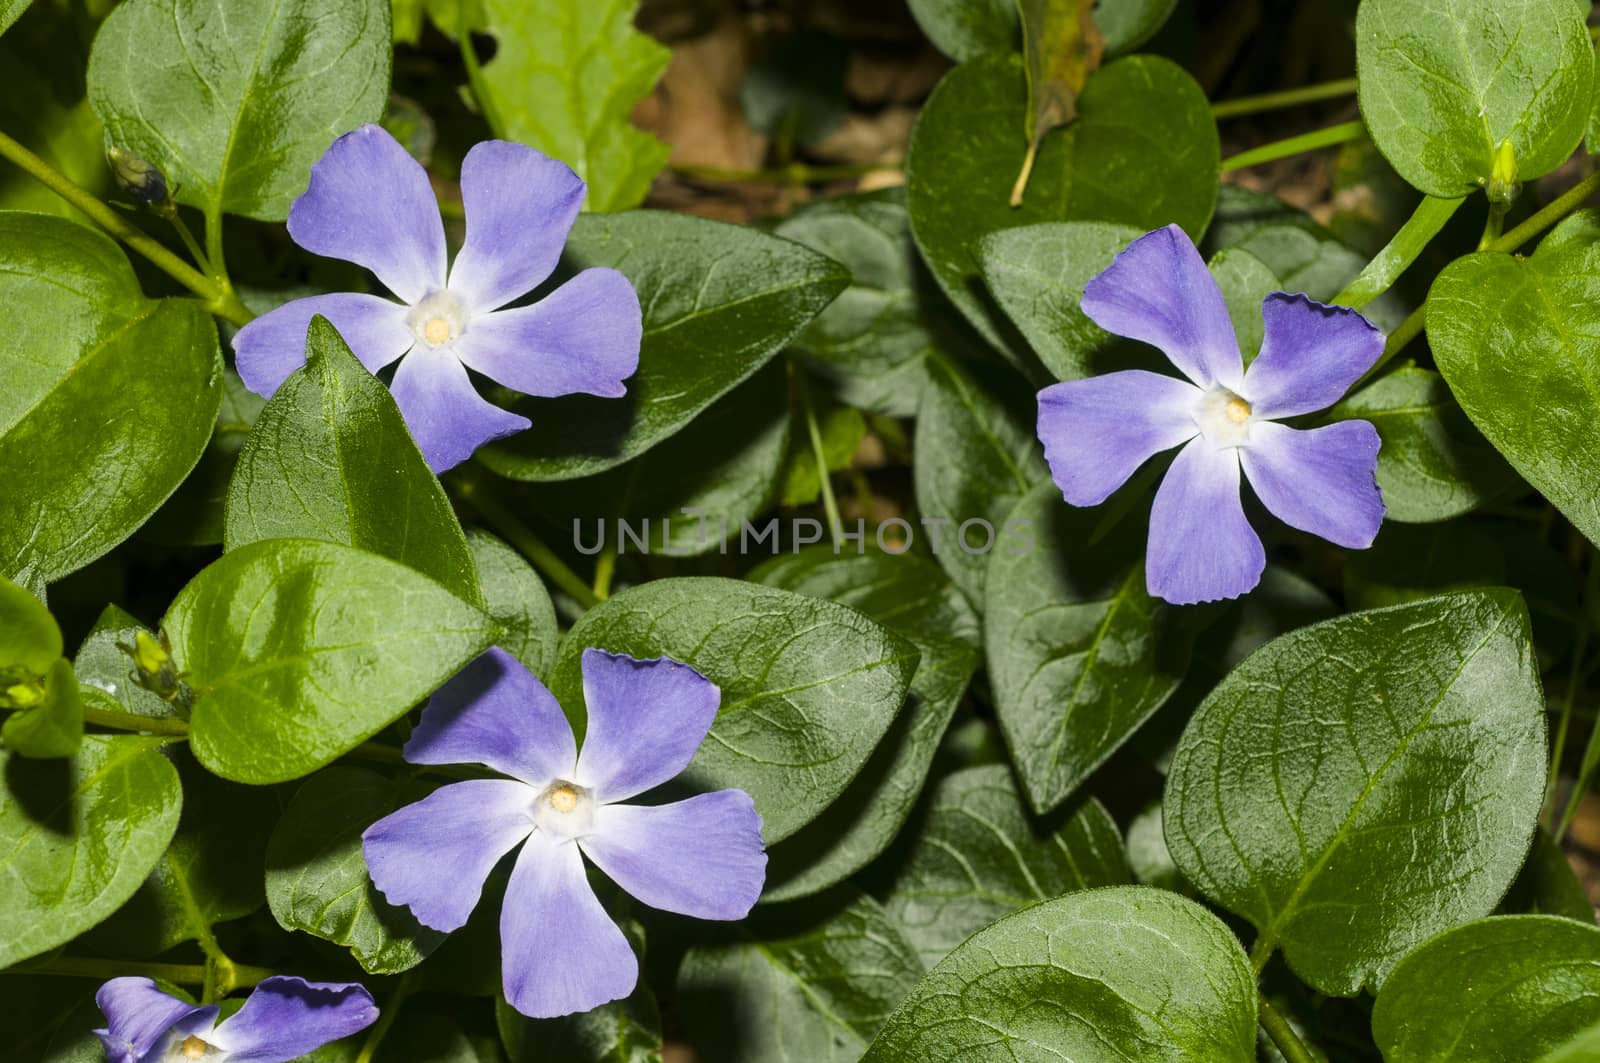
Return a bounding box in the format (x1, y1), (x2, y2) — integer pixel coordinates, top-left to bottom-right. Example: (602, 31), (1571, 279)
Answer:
(355, 971), (418, 1063)
(1334, 194), (1465, 310)
(0, 128), (252, 326)
(798, 375), (843, 548)
(81, 704), (191, 736)
(6, 955), (275, 989)
(463, 484), (601, 610)
(669, 161), (901, 185)
(1211, 76), (1359, 119)
(168, 211), (213, 275)
(1258, 994), (1319, 1063)
(1219, 120), (1366, 173)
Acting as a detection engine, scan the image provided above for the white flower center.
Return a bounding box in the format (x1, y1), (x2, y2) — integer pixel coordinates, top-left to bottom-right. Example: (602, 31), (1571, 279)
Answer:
(1194, 387), (1255, 447)
(533, 780), (595, 840)
(406, 290), (469, 347)
(168, 1034), (222, 1061)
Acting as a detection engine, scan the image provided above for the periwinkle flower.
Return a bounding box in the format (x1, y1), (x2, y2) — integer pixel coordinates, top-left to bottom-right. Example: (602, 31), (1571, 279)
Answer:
(93, 976), (376, 1063)
(362, 647), (766, 1018)
(232, 124), (641, 472)
(1038, 225), (1385, 604)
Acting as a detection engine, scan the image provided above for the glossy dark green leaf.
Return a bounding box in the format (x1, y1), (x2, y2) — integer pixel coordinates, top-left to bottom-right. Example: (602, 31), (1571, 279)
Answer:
(862, 887), (1258, 1063)
(1165, 590), (1547, 995)
(1356, 0), (1591, 197)
(225, 317), (481, 606)
(550, 577), (919, 843)
(265, 766), (444, 973)
(141, 369), (265, 547)
(986, 481), (1187, 813)
(482, 212), (848, 481)
(0, 734), (182, 967)
(1429, 213), (1600, 547)
(467, 530), (558, 680)
(1093, 0), (1177, 53)
(166, 539), (498, 784)
(752, 548), (979, 901)
(1373, 916), (1600, 1062)
(87, 0), (391, 220)
(1333, 366), (1516, 522)
(907, 53), (1217, 355)
(0, 213), (221, 586)
(875, 765), (1129, 966)
(497, 947), (663, 1063)
(679, 889), (924, 1063)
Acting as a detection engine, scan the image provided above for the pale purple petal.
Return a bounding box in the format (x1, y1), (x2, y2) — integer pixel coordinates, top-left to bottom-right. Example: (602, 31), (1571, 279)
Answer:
(1147, 439), (1264, 605)
(388, 345), (531, 473)
(362, 779), (535, 932)
(1037, 371), (1202, 507)
(1080, 224), (1243, 390)
(93, 978), (216, 1063)
(287, 125), (446, 304)
(455, 269), (641, 399)
(1241, 420), (1384, 549)
(232, 294), (413, 398)
(573, 650), (721, 803)
(500, 829), (638, 1019)
(1242, 293), (1385, 418)
(580, 791), (765, 919)
(209, 977), (378, 1063)
(405, 647), (577, 785)
(448, 140), (585, 312)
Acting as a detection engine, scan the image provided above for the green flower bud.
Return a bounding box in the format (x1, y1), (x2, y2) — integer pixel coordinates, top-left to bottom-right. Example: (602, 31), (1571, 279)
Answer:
(118, 628), (188, 706)
(107, 145), (170, 208)
(1486, 140), (1520, 207)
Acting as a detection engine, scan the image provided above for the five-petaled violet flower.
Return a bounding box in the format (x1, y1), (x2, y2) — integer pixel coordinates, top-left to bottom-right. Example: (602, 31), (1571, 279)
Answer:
(93, 975), (376, 1063)
(232, 123), (642, 473)
(1037, 224), (1386, 605)
(362, 646), (767, 1018)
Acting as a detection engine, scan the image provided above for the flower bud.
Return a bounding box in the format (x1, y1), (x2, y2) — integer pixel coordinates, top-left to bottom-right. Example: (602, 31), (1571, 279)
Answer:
(118, 629), (187, 705)
(1486, 140), (1520, 207)
(106, 146), (171, 208)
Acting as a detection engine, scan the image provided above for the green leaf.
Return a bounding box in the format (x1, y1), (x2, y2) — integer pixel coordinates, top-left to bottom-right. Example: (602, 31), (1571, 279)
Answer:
(1013, 0), (1103, 208)
(1355, 0), (1592, 197)
(1540, 1022), (1600, 1063)
(0, 734), (182, 968)
(1429, 212), (1600, 547)
(679, 889), (924, 1063)
(550, 577), (919, 843)
(265, 766), (445, 973)
(780, 402), (865, 508)
(0, 1), (28, 37)
(225, 317), (481, 606)
(467, 530), (558, 680)
(1333, 366), (1516, 522)
(1345, 522), (1506, 612)
(1373, 916), (1600, 1063)
(907, 53), (1217, 356)
(862, 887), (1258, 1063)
(752, 547), (979, 901)
(0, 213), (221, 586)
(0, 574), (58, 673)
(481, 211), (848, 481)
(2, 658), (82, 759)
(166, 539), (498, 784)
(907, 0), (1174, 61)
(1093, 0), (1177, 53)
(475, 0), (670, 213)
(1165, 590), (1548, 995)
(87, 0), (392, 220)
(985, 481), (1187, 813)
(1210, 247), (1281, 363)
(874, 764), (1130, 966)
(497, 945), (663, 1063)
(141, 369), (266, 547)
(912, 353), (1046, 603)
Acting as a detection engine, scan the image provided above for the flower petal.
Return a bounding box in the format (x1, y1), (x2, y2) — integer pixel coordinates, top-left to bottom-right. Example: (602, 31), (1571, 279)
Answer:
(580, 790), (765, 919)
(210, 977), (378, 1063)
(388, 345), (530, 473)
(362, 779), (535, 932)
(500, 830), (638, 1019)
(1241, 420), (1384, 548)
(93, 977), (217, 1063)
(455, 269), (641, 399)
(1242, 293), (1385, 418)
(405, 648), (578, 784)
(1080, 224), (1243, 390)
(1147, 439), (1265, 605)
(287, 125), (446, 304)
(573, 649), (721, 803)
(1037, 371), (1202, 507)
(448, 140), (586, 312)
(232, 294), (414, 398)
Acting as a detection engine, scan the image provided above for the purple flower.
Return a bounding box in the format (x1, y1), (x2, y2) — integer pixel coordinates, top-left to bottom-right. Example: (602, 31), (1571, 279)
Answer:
(232, 124), (642, 472)
(93, 976), (377, 1063)
(1037, 225), (1385, 605)
(362, 647), (766, 1019)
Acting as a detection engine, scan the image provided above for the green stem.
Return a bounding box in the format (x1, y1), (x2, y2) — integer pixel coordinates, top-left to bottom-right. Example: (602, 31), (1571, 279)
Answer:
(82, 704), (191, 737)
(669, 161), (900, 185)
(463, 485), (602, 610)
(1478, 202), (1507, 250)
(798, 375), (843, 548)
(1211, 76), (1359, 119)
(6, 955), (275, 989)
(1219, 120), (1366, 173)
(1487, 170), (1600, 254)
(167, 211), (213, 275)
(355, 971), (418, 1063)
(1258, 994), (1319, 1063)
(1547, 556), (1597, 829)
(0, 128), (252, 326)
(1334, 195), (1465, 310)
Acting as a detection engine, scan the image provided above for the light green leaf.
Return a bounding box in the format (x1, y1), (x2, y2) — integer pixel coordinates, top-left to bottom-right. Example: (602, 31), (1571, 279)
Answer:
(1165, 590), (1547, 995)
(0, 1), (28, 37)
(0, 574), (58, 674)
(87, 0), (391, 220)
(1539, 1022), (1600, 1063)
(166, 538), (498, 784)
(2, 658), (81, 759)
(467, 530), (558, 680)
(862, 887), (1258, 1063)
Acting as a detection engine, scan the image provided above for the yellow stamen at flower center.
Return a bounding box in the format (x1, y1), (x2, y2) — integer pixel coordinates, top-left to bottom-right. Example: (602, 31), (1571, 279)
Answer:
(423, 318), (451, 345)
(181, 1036), (210, 1060)
(1224, 398), (1251, 424)
(549, 785), (579, 813)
